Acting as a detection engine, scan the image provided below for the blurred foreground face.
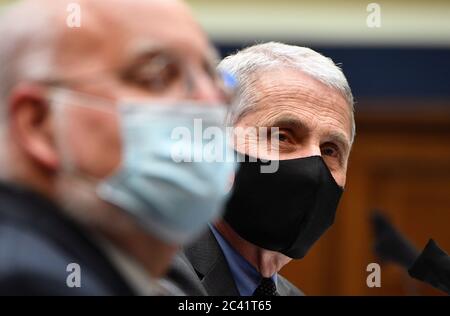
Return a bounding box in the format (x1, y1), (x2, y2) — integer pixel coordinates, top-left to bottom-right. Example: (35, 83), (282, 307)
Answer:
(3, 0), (229, 277)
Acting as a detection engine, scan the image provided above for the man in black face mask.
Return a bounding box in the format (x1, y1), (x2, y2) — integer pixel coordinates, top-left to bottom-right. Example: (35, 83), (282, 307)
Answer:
(168, 42), (355, 296)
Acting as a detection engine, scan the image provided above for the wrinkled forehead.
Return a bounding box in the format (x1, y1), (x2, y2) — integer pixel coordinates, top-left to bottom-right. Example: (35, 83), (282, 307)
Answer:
(50, 0), (215, 75)
(249, 69), (353, 144)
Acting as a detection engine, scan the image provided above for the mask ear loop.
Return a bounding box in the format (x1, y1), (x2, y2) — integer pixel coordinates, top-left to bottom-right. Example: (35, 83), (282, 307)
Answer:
(0, 120), (10, 179)
(47, 88), (119, 178)
(48, 89), (78, 174)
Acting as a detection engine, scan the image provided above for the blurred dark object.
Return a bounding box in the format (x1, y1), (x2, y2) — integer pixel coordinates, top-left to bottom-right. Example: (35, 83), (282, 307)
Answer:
(371, 210), (419, 268)
(409, 239), (450, 295)
(371, 210), (450, 295)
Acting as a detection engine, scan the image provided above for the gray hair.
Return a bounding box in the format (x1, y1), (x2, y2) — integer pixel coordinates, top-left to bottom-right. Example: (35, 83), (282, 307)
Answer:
(218, 42), (355, 143)
(0, 1), (59, 125)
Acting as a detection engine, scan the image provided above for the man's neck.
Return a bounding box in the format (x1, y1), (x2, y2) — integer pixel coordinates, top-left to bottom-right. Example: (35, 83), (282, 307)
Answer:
(214, 221), (287, 278)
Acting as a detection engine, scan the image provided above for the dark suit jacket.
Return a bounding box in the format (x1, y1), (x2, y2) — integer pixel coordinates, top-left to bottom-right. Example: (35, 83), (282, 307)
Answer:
(0, 182), (135, 296)
(168, 228), (304, 296)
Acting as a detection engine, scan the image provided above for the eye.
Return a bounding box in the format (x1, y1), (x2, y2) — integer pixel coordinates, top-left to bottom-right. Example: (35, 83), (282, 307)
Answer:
(321, 142), (339, 158)
(121, 54), (181, 93)
(272, 129), (293, 143)
(278, 132), (289, 142)
(137, 59), (180, 92)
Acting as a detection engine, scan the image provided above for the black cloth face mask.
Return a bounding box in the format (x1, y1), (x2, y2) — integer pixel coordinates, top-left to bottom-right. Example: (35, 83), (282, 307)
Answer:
(224, 154), (344, 259)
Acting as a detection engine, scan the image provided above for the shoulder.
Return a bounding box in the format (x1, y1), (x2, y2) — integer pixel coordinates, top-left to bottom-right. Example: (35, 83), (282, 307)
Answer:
(0, 216), (125, 295)
(277, 274), (305, 296)
(0, 223), (90, 295)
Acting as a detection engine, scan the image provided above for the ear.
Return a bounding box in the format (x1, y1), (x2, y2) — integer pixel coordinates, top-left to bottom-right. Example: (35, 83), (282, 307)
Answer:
(8, 83), (59, 172)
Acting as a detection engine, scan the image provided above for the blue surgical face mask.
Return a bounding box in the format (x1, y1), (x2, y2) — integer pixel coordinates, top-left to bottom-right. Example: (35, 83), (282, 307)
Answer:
(96, 101), (236, 244)
(50, 89), (236, 245)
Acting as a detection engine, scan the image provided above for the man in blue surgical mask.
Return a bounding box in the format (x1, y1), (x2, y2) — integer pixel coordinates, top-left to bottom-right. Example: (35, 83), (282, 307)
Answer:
(0, 0), (234, 295)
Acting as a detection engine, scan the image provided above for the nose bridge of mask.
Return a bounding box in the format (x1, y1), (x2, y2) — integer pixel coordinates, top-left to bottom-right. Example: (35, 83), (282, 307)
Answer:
(280, 155), (323, 185)
(238, 153), (325, 188)
(117, 101), (231, 168)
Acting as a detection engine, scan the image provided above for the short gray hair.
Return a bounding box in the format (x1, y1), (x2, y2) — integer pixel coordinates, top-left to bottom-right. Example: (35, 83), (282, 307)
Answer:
(0, 1), (58, 125)
(218, 42), (355, 143)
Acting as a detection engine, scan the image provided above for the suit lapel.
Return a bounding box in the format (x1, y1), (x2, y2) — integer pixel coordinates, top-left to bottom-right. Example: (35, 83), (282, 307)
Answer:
(185, 228), (239, 296)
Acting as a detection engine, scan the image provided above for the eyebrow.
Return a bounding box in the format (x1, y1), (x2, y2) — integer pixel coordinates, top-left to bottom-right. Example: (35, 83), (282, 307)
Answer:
(264, 115), (309, 131)
(122, 42), (220, 74)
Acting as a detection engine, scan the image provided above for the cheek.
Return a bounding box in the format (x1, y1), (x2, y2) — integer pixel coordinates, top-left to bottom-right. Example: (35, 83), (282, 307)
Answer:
(322, 157), (347, 187)
(331, 170), (346, 188)
(234, 137), (260, 158)
(64, 107), (122, 178)
(233, 122), (279, 160)
(280, 254), (292, 266)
